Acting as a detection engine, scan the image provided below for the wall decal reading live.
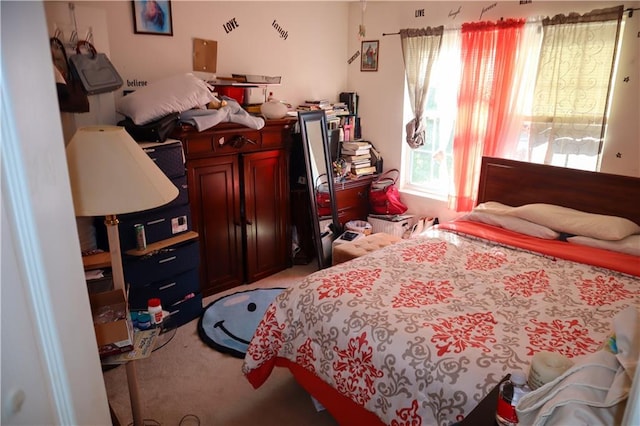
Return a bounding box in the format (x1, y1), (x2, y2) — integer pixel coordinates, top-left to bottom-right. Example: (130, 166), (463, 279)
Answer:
(223, 17), (239, 34)
(272, 20), (288, 40)
(348, 50), (361, 65)
(415, 9), (425, 17)
(480, 2), (497, 19)
(519, 0), (532, 4)
(449, 6), (461, 19)
(127, 79), (148, 87)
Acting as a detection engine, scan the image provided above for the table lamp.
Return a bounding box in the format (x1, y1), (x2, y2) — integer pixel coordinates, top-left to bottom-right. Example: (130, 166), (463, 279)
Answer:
(66, 125), (178, 426)
(66, 125), (178, 293)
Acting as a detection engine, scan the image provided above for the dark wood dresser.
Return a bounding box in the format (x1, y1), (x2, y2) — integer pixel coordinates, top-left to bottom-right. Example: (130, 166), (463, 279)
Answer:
(172, 119), (295, 297)
(334, 175), (376, 226)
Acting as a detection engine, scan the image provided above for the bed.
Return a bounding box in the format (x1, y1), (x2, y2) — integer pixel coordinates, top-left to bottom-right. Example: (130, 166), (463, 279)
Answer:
(242, 157), (640, 425)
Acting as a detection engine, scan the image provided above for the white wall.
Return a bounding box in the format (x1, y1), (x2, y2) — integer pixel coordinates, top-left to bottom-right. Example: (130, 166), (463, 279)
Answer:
(45, 0), (350, 122)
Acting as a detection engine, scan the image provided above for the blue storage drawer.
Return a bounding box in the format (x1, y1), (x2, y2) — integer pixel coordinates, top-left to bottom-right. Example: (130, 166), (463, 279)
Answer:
(124, 240), (199, 287)
(163, 174), (188, 209)
(119, 204), (191, 251)
(167, 293), (203, 327)
(142, 140), (185, 179)
(128, 268), (200, 310)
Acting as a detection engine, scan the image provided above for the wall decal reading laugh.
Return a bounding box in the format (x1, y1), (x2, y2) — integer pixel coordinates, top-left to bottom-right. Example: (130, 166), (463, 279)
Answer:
(272, 20), (288, 40)
(449, 6), (461, 19)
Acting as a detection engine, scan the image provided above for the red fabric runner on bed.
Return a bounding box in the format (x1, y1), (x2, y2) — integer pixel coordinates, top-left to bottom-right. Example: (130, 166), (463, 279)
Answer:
(439, 221), (640, 277)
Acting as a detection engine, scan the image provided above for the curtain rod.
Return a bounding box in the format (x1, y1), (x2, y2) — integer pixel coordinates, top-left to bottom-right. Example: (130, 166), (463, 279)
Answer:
(382, 6), (637, 36)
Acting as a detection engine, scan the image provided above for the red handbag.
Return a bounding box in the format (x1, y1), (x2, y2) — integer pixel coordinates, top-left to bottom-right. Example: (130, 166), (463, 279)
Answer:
(315, 174), (332, 217)
(369, 169), (408, 215)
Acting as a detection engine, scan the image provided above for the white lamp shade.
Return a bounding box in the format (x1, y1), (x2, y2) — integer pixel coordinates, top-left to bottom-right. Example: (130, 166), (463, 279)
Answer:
(66, 126), (179, 216)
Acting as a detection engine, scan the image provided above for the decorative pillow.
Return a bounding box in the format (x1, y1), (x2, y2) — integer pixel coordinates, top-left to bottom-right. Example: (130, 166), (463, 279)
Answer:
(116, 73), (216, 125)
(508, 203), (640, 241)
(567, 234), (640, 256)
(459, 211), (560, 239)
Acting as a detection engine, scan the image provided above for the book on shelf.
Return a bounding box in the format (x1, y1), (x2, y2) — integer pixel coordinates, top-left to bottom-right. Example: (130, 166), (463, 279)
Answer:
(351, 165), (377, 176)
(351, 160), (373, 168)
(343, 153), (371, 162)
(342, 141), (371, 150)
(342, 148), (370, 156)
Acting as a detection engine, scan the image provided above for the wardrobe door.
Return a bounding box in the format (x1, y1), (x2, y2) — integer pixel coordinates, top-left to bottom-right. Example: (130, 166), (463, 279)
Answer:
(188, 155), (243, 296)
(242, 149), (290, 283)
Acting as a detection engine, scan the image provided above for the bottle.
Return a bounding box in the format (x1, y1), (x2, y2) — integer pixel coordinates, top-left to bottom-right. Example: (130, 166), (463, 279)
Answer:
(496, 371), (531, 426)
(148, 298), (163, 326)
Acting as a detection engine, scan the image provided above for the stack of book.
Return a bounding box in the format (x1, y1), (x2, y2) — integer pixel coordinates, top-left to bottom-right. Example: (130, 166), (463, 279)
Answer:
(342, 141), (377, 176)
(297, 99), (332, 111)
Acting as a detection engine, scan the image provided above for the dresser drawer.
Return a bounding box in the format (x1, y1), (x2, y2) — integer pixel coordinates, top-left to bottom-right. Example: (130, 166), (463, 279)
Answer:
(167, 292), (203, 327)
(128, 268), (200, 310)
(124, 240), (200, 287)
(335, 180), (371, 224)
(119, 204), (191, 251)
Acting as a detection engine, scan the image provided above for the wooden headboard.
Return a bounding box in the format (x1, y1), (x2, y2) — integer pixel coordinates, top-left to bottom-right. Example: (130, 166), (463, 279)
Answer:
(477, 157), (640, 226)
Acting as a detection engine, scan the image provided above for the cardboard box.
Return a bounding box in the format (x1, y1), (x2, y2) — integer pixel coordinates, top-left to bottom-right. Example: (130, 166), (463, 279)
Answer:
(89, 289), (134, 358)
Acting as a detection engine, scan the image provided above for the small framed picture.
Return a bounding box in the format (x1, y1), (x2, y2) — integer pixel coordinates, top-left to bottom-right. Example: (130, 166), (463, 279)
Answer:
(361, 40), (379, 72)
(132, 1), (173, 36)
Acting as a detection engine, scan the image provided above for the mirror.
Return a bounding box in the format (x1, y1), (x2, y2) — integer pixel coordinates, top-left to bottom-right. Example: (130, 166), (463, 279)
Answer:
(298, 110), (341, 269)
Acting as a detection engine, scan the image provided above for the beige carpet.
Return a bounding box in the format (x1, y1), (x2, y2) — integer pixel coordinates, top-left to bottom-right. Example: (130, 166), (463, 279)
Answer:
(104, 263), (339, 426)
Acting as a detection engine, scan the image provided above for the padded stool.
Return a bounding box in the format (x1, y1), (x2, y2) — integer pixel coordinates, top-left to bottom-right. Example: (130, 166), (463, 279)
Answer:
(332, 232), (401, 265)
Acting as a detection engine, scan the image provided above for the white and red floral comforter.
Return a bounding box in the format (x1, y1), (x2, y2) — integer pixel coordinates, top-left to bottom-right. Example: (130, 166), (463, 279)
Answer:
(242, 222), (640, 425)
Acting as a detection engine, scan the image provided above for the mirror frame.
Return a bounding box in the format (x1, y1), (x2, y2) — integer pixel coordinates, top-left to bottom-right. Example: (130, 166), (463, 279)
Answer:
(298, 110), (341, 269)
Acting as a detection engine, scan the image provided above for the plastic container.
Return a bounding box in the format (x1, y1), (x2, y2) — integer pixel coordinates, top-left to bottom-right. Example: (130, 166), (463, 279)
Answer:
(496, 371), (531, 426)
(148, 298), (163, 326)
(137, 313), (151, 330)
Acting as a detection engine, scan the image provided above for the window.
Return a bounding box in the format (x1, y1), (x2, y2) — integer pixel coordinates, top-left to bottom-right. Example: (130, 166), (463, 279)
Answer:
(402, 7), (623, 204)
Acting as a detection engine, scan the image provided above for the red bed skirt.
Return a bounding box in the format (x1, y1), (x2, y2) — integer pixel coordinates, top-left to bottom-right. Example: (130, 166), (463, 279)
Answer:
(246, 357), (385, 425)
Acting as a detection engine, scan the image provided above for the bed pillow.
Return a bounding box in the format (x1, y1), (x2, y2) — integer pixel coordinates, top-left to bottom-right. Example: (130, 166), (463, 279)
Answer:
(474, 201), (518, 215)
(508, 203), (640, 241)
(567, 234), (640, 256)
(116, 73), (216, 125)
(459, 211), (560, 239)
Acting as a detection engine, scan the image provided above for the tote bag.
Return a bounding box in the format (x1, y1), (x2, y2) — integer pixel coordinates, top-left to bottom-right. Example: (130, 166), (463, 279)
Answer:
(69, 40), (123, 95)
(369, 169), (408, 215)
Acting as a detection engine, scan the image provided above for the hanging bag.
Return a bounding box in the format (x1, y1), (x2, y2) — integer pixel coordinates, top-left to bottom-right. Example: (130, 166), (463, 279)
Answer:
(69, 40), (123, 95)
(369, 169), (408, 215)
(50, 37), (90, 113)
(315, 174), (332, 217)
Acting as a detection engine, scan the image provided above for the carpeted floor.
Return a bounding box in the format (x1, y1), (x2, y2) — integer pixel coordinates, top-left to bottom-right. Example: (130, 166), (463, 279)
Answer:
(104, 263), (339, 426)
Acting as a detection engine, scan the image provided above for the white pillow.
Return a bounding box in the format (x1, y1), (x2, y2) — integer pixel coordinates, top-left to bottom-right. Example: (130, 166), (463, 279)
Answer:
(459, 211), (560, 239)
(567, 234), (640, 256)
(116, 73), (216, 125)
(508, 203), (640, 241)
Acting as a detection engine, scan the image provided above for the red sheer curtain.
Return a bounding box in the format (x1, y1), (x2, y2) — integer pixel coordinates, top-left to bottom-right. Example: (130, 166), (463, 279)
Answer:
(449, 19), (525, 212)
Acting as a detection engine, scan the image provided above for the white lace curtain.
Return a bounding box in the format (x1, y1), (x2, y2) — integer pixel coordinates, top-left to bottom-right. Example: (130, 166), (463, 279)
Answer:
(529, 6), (624, 165)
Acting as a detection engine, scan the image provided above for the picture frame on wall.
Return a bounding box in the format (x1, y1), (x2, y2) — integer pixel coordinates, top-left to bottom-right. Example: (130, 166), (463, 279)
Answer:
(132, 1), (173, 36)
(361, 40), (379, 72)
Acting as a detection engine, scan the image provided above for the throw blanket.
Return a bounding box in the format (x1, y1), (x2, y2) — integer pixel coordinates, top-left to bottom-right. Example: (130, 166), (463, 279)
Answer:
(180, 96), (265, 131)
(517, 307), (639, 425)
